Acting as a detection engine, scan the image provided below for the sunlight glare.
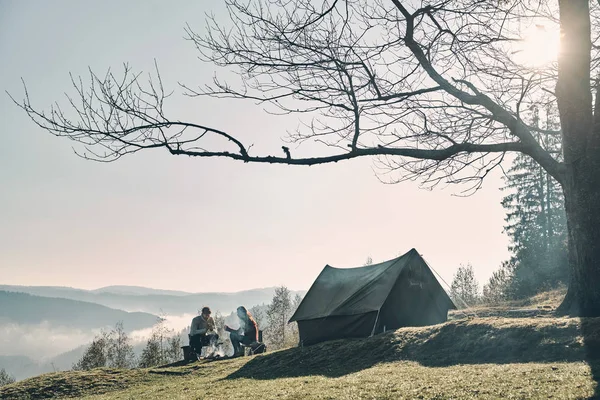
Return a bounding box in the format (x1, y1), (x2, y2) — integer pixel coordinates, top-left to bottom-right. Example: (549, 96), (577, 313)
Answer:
(512, 24), (560, 68)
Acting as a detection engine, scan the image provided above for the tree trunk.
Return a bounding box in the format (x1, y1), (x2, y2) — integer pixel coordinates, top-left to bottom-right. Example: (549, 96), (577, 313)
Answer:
(555, 0), (600, 316)
(559, 162), (600, 316)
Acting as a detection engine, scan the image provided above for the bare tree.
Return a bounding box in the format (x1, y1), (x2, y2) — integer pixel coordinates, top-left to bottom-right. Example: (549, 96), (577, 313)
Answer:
(139, 332), (181, 366)
(482, 261), (515, 305)
(450, 264), (480, 308)
(73, 322), (136, 370)
(0, 368), (16, 387)
(72, 331), (110, 371)
(289, 294), (304, 344)
(11, 0), (600, 315)
(213, 311), (233, 355)
(138, 337), (163, 368)
(266, 286), (293, 349)
(138, 316), (181, 367)
(106, 321), (136, 369)
(292, 294), (303, 312)
(249, 305), (266, 330)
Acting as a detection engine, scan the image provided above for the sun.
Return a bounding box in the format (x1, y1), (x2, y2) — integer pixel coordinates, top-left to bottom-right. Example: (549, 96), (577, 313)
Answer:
(512, 24), (561, 68)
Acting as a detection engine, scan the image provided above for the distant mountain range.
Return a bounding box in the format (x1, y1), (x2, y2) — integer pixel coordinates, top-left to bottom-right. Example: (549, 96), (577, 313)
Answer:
(0, 285), (306, 315)
(0, 285), (192, 300)
(91, 285), (193, 296)
(0, 285), (305, 381)
(0, 355), (45, 381)
(0, 291), (159, 331)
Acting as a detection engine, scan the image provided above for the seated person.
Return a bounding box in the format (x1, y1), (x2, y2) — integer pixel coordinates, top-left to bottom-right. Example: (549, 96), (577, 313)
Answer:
(225, 306), (258, 357)
(189, 306), (219, 357)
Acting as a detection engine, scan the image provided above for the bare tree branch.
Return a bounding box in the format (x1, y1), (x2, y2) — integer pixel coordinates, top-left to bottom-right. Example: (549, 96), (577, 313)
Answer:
(12, 0), (580, 193)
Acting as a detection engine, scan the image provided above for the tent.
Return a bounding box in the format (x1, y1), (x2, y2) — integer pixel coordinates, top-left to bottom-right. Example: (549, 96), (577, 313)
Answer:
(289, 248), (456, 345)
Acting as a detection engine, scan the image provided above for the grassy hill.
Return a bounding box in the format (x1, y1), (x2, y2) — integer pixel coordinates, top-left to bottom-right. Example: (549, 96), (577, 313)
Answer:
(3, 291), (600, 399)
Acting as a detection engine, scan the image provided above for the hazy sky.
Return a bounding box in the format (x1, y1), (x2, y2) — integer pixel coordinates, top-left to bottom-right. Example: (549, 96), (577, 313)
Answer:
(0, 0), (510, 293)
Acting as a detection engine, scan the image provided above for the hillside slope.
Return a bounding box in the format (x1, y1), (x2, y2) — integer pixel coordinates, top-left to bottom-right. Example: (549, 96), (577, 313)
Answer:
(3, 313), (600, 399)
(0, 291), (158, 331)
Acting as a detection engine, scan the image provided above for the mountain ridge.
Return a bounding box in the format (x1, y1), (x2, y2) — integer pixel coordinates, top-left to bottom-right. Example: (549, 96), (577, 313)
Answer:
(0, 291), (159, 331)
(0, 285), (306, 315)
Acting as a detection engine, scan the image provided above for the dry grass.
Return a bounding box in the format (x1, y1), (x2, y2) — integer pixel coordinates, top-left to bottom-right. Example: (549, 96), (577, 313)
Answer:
(3, 290), (600, 399)
(83, 361), (595, 400)
(517, 287), (569, 307)
(449, 287), (567, 320)
(0, 368), (153, 399)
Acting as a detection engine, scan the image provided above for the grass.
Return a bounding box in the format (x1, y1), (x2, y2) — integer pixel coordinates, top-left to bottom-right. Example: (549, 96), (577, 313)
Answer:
(449, 287), (566, 320)
(3, 290), (600, 399)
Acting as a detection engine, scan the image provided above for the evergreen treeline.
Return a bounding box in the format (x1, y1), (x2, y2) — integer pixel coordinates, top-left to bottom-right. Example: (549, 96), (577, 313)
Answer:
(452, 104), (568, 305)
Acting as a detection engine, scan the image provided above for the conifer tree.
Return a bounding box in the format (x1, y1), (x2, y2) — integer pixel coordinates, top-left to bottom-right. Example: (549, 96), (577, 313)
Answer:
(501, 105), (568, 297)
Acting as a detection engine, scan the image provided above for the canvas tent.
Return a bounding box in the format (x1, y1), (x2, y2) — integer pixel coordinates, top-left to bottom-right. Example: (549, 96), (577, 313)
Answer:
(289, 248), (456, 346)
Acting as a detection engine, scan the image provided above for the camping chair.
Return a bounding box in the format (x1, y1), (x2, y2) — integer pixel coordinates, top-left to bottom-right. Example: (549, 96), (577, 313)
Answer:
(242, 330), (267, 356)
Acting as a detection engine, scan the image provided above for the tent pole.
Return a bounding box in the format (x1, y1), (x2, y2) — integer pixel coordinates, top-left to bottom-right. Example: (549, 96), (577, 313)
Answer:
(370, 309), (381, 337)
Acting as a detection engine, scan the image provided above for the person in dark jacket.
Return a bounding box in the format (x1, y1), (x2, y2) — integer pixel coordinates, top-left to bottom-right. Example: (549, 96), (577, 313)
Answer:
(189, 306), (219, 358)
(225, 306), (258, 357)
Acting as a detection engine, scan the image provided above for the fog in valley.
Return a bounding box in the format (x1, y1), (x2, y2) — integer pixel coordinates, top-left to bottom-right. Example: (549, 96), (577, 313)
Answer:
(4, 0), (599, 398)
(0, 286), (295, 380)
